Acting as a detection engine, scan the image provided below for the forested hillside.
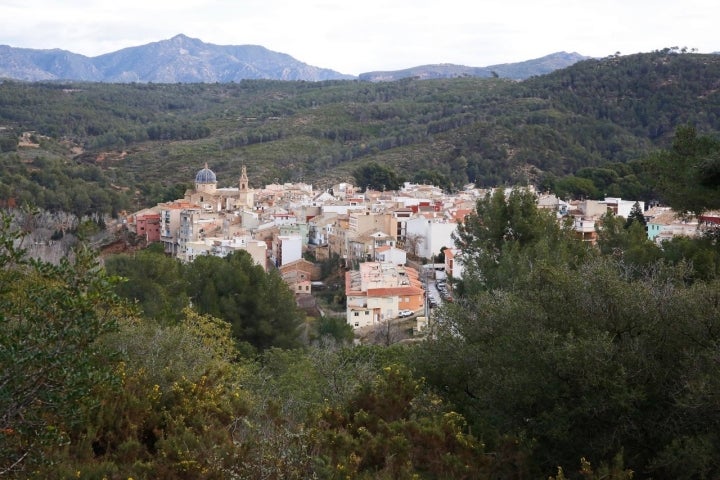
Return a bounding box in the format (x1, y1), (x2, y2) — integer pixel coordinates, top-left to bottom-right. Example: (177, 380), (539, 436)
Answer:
(1, 49), (719, 215)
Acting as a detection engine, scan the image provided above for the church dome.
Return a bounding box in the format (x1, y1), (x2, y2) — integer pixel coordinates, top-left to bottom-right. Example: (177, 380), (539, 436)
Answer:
(195, 164), (216, 184)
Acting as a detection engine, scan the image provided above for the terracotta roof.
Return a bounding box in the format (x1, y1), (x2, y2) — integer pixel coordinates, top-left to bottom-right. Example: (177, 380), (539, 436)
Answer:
(279, 258), (315, 271)
(367, 286), (424, 297)
(163, 201), (199, 209)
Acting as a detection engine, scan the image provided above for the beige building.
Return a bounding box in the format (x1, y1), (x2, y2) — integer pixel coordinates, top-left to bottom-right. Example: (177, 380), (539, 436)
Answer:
(647, 210), (699, 244)
(348, 230), (396, 265)
(348, 210), (396, 236)
(280, 259), (321, 295)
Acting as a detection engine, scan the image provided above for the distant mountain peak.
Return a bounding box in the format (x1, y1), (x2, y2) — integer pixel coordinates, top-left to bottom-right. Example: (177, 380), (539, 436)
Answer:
(170, 33), (192, 41)
(166, 33), (205, 48)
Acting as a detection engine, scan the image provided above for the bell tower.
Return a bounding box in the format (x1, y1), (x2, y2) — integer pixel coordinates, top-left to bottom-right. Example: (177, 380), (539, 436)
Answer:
(238, 165), (251, 207)
(239, 165), (249, 192)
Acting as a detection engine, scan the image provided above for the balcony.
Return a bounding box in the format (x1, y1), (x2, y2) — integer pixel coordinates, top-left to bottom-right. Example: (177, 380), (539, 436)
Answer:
(573, 219), (595, 233)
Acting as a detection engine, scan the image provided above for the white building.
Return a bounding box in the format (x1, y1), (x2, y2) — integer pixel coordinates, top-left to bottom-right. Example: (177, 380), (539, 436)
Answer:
(375, 245), (407, 265)
(273, 235), (303, 267)
(404, 216), (458, 260)
(444, 248), (464, 281)
(321, 203), (368, 216)
(602, 197), (644, 218)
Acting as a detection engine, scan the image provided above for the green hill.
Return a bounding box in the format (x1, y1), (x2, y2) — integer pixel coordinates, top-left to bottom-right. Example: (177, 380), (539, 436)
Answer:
(1, 49), (719, 214)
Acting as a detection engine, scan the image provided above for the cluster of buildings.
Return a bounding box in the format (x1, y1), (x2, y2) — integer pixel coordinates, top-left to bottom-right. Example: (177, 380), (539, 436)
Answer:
(537, 193), (720, 245)
(127, 164), (718, 331)
(127, 164), (476, 329)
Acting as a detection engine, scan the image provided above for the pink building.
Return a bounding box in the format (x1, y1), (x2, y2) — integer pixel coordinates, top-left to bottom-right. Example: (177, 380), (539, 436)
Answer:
(135, 213), (161, 243)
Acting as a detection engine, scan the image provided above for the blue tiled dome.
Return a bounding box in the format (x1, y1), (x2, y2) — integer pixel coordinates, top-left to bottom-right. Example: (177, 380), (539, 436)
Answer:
(195, 165), (216, 184)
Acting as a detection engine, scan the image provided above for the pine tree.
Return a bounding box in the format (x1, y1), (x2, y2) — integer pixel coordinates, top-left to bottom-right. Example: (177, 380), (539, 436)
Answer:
(624, 201), (647, 229)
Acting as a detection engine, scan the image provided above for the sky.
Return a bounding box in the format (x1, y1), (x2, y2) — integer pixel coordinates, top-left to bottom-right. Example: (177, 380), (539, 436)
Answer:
(1, 0), (718, 76)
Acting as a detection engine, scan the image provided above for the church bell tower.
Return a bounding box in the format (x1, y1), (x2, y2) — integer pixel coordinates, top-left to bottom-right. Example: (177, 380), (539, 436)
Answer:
(238, 165), (251, 207)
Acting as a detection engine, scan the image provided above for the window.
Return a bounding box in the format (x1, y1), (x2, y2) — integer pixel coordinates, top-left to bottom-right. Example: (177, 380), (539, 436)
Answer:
(355, 322), (359, 327)
(354, 312), (359, 317)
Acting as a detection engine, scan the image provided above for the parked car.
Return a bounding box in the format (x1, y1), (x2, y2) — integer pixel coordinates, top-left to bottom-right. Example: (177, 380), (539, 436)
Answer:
(398, 309), (414, 318)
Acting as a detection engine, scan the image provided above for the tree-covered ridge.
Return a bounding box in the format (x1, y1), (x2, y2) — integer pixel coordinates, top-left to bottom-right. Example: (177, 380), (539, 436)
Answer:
(1, 50), (719, 210)
(523, 50), (720, 139)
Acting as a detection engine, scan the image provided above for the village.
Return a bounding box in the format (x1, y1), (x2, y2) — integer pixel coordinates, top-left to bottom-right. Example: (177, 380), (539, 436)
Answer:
(125, 163), (719, 335)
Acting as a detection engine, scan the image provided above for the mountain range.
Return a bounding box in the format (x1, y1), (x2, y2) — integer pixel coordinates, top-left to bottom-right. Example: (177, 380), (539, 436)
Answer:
(358, 52), (589, 81)
(0, 34), (588, 83)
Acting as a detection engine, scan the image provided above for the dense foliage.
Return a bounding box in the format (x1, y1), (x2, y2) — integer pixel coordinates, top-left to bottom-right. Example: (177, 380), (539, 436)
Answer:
(643, 124), (720, 216)
(0, 213), (133, 475)
(0, 153), (132, 217)
(105, 249), (304, 352)
(0, 217), (497, 478)
(103, 246), (189, 324)
(415, 186), (720, 478)
(186, 251), (305, 351)
(352, 161), (402, 191)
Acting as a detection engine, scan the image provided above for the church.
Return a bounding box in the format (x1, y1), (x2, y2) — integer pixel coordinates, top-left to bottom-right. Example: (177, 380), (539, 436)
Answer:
(184, 163), (254, 212)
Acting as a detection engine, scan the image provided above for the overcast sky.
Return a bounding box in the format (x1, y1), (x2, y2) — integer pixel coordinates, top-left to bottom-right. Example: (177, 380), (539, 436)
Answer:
(1, 0), (717, 76)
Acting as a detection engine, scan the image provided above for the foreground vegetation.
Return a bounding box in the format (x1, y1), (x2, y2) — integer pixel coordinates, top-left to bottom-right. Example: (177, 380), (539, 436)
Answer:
(2, 133), (720, 479)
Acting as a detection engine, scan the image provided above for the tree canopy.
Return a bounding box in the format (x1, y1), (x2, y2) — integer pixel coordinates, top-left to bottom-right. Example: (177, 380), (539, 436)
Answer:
(417, 257), (720, 477)
(645, 125), (720, 216)
(352, 161), (402, 192)
(185, 250), (305, 351)
(0, 213), (133, 474)
(415, 184), (720, 477)
(453, 187), (592, 293)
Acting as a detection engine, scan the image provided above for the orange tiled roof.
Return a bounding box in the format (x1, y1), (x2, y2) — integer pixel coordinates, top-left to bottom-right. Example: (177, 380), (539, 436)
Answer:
(367, 286), (424, 297)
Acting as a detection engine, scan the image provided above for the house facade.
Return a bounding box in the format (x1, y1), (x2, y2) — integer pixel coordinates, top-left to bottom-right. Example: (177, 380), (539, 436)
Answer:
(133, 211), (161, 243)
